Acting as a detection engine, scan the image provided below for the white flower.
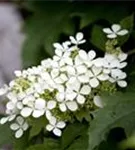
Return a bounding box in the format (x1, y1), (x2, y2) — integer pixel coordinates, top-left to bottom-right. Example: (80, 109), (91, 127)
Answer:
(70, 32), (86, 45)
(21, 98), (56, 119)
(53, 50), (72, 67)
(0, 84), (8, 96)
(78, 50), (96, 67)
(0, 114), (16, 124)
(109, 69), (127, 87)
(46, 116), (66, 136)
(10, 116), (29, 138)
(93, 95), (104, 108)
(73, 83), (91, 104)
(66, 56), (89, 84)
(103, 24), (128, 39)
(53, 41), (71, 52)
(88, 66), (109, 88)
(56, 86), (78, 112)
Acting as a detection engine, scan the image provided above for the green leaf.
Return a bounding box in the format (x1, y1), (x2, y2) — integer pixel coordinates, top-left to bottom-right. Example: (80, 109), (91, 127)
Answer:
(29, 117), (48, 139)
(13, 130), (29, 150)
(118, 14), (134, 45)
(22, 2), (75, 68)
(75, 108), (91, 122)
(27, 138), (60, 150)
(0, 123), (13, 147)
(61, 122), (88, 150)
(74, 3), (131, 28)
(88, 92), (135, 150)
(66, 133), (88, 150)
(26, 144), (45, 150)
(91, 25), (106, 51)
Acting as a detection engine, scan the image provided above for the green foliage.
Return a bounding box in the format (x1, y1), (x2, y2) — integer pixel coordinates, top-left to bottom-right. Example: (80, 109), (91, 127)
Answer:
(13, 130), (29, 150)
(0, 123), (13, 147)
(28, 117), (48, 139)
(88, 92), (135, 150)
(61, 122), (88, 150)
(90, 25), (106, 51)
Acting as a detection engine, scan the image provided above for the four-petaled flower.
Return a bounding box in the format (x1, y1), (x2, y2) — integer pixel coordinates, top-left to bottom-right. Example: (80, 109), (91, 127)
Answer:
(10, 116), (29, 138)
(103, 24), (128, 39)
(46, 116), (66, 136)
(70, 32), (86, 45)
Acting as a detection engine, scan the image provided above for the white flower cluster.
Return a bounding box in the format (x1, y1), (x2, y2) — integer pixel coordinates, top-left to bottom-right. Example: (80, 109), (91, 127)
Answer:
(0, 25), (128, 138)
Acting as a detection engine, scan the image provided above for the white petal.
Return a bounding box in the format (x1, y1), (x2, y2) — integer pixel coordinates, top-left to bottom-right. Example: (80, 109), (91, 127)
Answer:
(112, 24), (121, 32)
(53, 128), (62, 136)
(119, 62), (127, 68)
(66, 91), (77, 101)
(14, 70), (22, 77)
(110, 60), (120, 68)
(55, 49), (63, 57)
(64, 57), (73, 65)
(79, 50), (88, 60)
(93, 96), (104, 108)
(0, 117), (9, 124)
(103, 28), (113, 34)
(77, 95), (86, 104)
(35, 98), (46, 109)
(53, 43), (63, 50)
(6, 102), (15, 110)
(8, 115), (16, 121)
(78, 39), (86, 44)
(22, 122), (29, 131)
(16, 116), (24, 125)
(46, 110), (52, 120)
(60, 74), (68, 82)
(21, 107), (33, 118)
(107, 33), (117, 39)
(118, 53), (128, 61)
(98, 74), (109, 81)
(80, 85), (91, 95)
(76, 65), (87, 74)
(70, 36), (77, 44)
(76, 32), (83, 41)
(51, 69), (59, 78)
(92, 66), (102, 76)
(46, 124), (54, 131)
(66, 66), (76, 75)
(0, 85), (8, 96)
(88, 50), (96, 60)
(32, 110), (44, 118)
(15, 129), (23, 138)
(78, 75), (89, 83)
(68, 77), (77, 84)
(56, 121), (66, 129)
(117, 29), (128, 36)
(93, 58), (103, 67)
(66, 101), (78, 111)
(59, 103), (67, 112)
(75, 55), (83, 65)
(117, 80), (127, 87)
(10, 123), (19, 131)
(56, 92), (65, 102)
(49, 116), (57, 126)
(17, 102), (23, 110)
(47, 101), (56, 109)
(89, 78), (99, 88)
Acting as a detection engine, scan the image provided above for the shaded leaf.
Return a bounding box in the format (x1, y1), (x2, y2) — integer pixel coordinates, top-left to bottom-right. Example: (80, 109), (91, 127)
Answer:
(29, 117), (48, 139)
(61, 122), (88, 150)
(88, 92), (135, 150)
(91, 25), (106, 51)
(0, 123), (13, 147)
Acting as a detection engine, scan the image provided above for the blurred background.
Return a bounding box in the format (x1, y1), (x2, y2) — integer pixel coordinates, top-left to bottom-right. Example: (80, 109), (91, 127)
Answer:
(0, 1), (135, 150)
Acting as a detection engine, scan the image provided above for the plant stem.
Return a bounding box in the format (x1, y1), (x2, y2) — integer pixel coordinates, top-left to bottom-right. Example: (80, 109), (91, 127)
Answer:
(128, 49), (135, 56)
